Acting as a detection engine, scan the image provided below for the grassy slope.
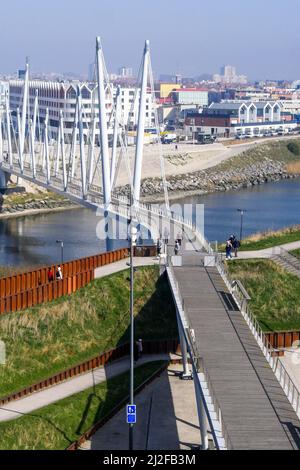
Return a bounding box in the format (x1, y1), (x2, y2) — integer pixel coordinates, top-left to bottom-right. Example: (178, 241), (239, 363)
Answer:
(227, 259), (300, 331)
(0, 266), (177, 398)
(236, 226), (300, 251)
(0, 361), (165, 450)
(207, 138), (300, 175)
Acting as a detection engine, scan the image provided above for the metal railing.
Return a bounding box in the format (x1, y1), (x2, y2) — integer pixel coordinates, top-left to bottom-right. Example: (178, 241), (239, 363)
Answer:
(215, 253), (300, 419)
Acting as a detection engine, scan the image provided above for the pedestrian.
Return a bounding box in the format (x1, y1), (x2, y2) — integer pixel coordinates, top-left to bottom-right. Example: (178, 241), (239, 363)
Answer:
(176, 231), (182, 247)
(138, 339), (143, 359)
(156, 238), (162, 258)
(225, 238), (233, 260)
(232, 238), (240, 257)
(174, 239), (180, 255)
(163, 227), (169, 246)
(47, 267), (54, 282)
(134, 341), (139, 362)
(56, 265), (63, 280)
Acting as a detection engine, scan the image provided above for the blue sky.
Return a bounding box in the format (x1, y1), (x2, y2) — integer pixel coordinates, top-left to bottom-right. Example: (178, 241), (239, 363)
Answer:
(1, 0), (299, 79)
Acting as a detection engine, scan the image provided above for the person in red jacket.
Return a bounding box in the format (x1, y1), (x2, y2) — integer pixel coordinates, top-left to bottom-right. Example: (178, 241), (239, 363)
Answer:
(47, 268), (54, 282)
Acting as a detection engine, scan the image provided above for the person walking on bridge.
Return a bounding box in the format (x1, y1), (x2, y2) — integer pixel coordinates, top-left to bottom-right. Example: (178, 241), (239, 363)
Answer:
(225, 238), (233, 260)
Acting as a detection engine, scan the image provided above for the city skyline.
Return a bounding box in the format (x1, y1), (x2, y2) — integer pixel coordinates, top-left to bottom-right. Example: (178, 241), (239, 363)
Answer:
(0, 0), (300, 81)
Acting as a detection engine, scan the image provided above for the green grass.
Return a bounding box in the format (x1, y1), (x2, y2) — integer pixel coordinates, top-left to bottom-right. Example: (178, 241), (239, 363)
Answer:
(0, 361), (165, 450)
(227, 259), (300, 332)
(3, 191), (68, 206)
(237, 225), (300, 251)
(0, 266), (177, 398)
(291, 249), (300, 260)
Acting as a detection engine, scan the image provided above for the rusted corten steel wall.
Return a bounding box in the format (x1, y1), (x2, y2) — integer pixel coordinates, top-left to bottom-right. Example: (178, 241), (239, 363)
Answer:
(266, 331), (300, 349)
(0, 339), (179, 406)
(0, 248), (129, 314)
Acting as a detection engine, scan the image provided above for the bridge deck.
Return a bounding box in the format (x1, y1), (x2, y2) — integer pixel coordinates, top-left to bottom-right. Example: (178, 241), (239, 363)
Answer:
(173, 259), (300, 450)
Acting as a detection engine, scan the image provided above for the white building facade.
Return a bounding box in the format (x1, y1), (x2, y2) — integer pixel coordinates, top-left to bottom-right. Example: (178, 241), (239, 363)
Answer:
(8, 80), (155, 142)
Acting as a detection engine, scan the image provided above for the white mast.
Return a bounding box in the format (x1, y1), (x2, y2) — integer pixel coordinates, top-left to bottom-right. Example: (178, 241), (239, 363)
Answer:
(30, 89), (38, 178)
(77, 86), (87, 198)
(70, 96), (79, 179)
(133, 40), (150, 204)
(44, 109), (50, 184)
(17, 107), (23, 173)
(110, 85), (121, 189)
(96, 36), (111, 206)
(88, 116), (96, 185)
(55, 116), (61, 177)
(59, 110), (67, 191)
(5, 91), (12, 168)
(20, 60), (29, 158)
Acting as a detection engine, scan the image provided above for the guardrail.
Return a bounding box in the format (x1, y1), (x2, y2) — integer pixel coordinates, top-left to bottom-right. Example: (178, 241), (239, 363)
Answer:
(215, 253), (300, 419)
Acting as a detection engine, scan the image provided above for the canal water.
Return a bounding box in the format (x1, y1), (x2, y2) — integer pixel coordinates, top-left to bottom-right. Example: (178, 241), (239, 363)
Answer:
(0, 178), (299, 267)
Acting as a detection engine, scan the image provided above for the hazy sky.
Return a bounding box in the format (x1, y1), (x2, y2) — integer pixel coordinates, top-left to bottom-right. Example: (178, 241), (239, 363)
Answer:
(1, 0), (300, 80)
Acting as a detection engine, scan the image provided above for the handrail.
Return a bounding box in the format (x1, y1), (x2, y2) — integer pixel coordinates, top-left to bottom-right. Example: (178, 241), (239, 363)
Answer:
(215, 253), (300, 419)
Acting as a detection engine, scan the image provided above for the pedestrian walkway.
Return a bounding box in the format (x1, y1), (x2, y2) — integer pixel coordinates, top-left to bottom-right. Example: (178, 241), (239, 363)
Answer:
(82, 364), (201, 451)
(172, 259), (300, 449)
(94, 257), (159, 279)
(0, 354), (169, 422)
(233, 240), (300, 260)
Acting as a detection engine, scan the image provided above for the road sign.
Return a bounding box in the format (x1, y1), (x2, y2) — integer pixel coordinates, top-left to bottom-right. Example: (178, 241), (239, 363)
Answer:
(127, 404), (136, 424)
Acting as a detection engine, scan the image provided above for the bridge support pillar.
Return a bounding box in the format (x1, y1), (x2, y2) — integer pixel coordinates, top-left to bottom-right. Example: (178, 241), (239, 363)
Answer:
(104, 211), (117, 253)
(193, 365), (209, 450)
(178, 321), (190, 378)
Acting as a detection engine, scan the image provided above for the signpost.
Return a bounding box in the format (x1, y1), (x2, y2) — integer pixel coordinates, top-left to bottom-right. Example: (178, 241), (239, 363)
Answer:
(127, 404), (136, 424)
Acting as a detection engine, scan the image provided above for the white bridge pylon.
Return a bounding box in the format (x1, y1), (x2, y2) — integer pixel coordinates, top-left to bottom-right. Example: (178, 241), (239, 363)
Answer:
(0, 38), (158, 209)
(0, 37), (209, 251)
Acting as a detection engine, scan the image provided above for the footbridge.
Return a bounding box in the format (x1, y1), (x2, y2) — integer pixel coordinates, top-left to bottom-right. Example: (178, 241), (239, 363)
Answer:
(1, 38), (300, 450)
(167, 247), (300, 449)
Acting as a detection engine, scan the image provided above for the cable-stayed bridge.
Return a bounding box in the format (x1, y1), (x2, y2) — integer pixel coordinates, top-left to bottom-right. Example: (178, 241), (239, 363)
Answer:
(0, 38), (300, 450)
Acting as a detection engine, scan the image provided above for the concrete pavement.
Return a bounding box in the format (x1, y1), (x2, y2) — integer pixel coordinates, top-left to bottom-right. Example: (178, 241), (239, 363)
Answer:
(0, 354), (170, 422)
(94, 257), (159, 279)
(81, 363), (201, 451)
(229, 240), (300, 260)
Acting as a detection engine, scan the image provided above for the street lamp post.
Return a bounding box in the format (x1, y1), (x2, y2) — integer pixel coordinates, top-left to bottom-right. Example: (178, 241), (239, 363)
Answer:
(237, 209), (246, 241)
(56, 240), (64, 265)
(129, 220), (137, 450)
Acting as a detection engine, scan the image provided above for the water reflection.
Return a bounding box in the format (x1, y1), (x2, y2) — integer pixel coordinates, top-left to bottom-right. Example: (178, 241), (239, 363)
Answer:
(0, 178), (299, 267)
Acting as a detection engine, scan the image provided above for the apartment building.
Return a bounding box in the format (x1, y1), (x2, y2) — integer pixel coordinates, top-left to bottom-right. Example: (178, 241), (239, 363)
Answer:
(8, 80), (155, 142)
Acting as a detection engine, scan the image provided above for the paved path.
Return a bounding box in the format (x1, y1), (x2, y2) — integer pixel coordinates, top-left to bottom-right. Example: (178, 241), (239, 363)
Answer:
(81, 364), (201, 451)
(234, 240), (300, 260)
(173, 254), (300, 449)
(0, 355), (169, 422)
(94, 257), (159, 279)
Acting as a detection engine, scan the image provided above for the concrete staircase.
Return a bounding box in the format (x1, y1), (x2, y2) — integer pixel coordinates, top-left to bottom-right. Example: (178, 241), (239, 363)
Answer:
(271, 251), (300, 278)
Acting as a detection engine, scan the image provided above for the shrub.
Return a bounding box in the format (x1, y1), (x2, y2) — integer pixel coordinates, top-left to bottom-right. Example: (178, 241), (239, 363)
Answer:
(287, 141), (300, 156)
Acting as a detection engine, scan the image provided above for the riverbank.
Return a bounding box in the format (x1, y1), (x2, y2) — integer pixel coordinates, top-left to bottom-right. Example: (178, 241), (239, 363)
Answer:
(115, 138), (300, 202)
(0, 191), (78, 219)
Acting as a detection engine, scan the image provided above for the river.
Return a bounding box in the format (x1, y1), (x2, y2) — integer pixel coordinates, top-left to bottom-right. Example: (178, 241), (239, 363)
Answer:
(0, 178), (299, 267)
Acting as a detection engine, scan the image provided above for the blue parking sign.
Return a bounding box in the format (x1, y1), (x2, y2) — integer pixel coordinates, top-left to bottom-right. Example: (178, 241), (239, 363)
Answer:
(127, 404), (136, 424)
